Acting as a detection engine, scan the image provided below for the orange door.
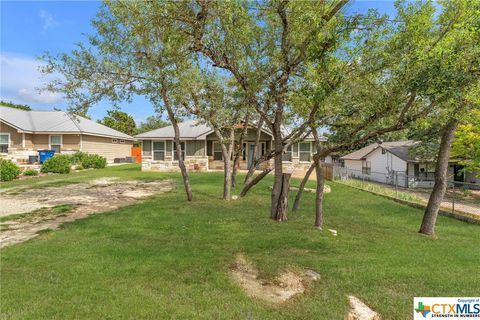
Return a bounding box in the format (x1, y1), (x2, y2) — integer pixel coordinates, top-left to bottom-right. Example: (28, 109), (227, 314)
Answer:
(131, 147), (142, 163)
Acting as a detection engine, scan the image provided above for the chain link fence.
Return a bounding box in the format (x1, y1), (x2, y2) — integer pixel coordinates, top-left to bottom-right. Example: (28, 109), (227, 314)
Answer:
(333, 167), (480, 216)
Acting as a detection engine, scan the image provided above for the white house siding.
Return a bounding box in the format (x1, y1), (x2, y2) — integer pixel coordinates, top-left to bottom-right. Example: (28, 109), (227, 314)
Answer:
(344, 148), (407, 185)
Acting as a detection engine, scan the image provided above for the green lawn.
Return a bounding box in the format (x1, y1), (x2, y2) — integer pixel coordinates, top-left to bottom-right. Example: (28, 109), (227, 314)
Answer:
(1, 165), (479, 319)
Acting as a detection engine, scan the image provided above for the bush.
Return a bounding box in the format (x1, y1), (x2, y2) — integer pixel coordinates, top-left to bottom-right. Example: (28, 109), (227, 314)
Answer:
(69, 151), (88, 165)
(80, 154), (107, 169)
(0, 159), (22, 181)
(23, 168), (39, 176)
(41, 155), (71, 174)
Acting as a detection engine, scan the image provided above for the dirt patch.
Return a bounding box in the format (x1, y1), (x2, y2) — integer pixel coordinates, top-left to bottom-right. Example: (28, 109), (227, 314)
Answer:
(0, 178), (174, 248)
(347, 295), (381, 320)
(230, 254), (320, 304)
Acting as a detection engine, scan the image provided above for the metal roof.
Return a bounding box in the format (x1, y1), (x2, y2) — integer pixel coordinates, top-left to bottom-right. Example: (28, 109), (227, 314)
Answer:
(135, 120), (213, 139)
(340, 140), (419, 161)
(0, 105), (134, 140)
(135, 118), (326, 141)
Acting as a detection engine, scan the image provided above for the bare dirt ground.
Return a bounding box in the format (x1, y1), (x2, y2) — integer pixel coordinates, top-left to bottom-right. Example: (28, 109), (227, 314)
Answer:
(0, 178), (174, 248)
(230, 254), (320, 304)
(347, 295), (381, 320)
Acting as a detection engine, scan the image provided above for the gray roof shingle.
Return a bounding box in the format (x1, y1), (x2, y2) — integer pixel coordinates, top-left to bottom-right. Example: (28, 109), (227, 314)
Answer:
(0, 106), (134, 140)
(340, 140), (419, 161)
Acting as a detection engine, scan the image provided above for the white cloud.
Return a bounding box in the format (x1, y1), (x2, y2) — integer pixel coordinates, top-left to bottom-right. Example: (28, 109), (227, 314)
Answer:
(38, 9), (60, 32)
(0, 53), (63, 105)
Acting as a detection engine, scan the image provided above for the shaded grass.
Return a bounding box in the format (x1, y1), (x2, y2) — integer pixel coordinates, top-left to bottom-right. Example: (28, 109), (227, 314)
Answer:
(0, 204), (75, 223)
(1, 165), (479, 319)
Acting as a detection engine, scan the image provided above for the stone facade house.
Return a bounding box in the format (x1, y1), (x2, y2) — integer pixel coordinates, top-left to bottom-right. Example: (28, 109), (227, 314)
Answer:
(136, 120), (325, 173)
(0, 106), (134, 162)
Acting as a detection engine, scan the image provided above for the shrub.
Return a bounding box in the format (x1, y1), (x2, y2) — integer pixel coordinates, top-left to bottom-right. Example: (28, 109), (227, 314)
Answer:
(80, 154), (107, 169)
(69, 151), (88, 165)
(41, 155), (71, 174)
(23, 169), (39, 176)
(0, 159), (21, 181)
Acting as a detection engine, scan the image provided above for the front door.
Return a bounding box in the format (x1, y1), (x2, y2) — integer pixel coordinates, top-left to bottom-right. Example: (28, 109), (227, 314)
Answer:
(248, 143), (255, 169)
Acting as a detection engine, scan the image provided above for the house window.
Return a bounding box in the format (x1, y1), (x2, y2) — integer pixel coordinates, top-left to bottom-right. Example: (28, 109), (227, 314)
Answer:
(242, 142), (247, 161)
(299, 142), (311, 162)
(381, 148), (386, 154)
(153, 141), (165, 161)
(362, 161), (371, 175)
(173, 141), (185, 161)
(260, 142), (266, 156)
(112, 139), (118, 143)
(50, 135), (62, 153)
(213, 142), (223, 160)
(282, 145), (292, 162)
(0, 133), (9, 153)
(119, 139), (125, 144)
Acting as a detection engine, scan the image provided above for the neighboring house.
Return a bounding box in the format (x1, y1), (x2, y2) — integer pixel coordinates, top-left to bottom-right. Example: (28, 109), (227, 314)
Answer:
(135, 120), (324, 172)
(0, 105), (134, 162)
(340, 140), (480, 188)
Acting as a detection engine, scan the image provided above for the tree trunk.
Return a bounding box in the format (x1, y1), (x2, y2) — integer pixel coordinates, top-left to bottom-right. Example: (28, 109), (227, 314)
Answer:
(271, 124), (287, 221)
(244, 118), (264, 186)
(232, 116), (249, 188)
(270, 173), (291, 221)
(419, 118), (459, 236)
(213, 127), (234, 200)
(292, 162), (315, 212)
(240, 168), (273, 196)
(222, 149), (232, 200)
(314, 160), (325, 229)
(162, 90), (193, 202)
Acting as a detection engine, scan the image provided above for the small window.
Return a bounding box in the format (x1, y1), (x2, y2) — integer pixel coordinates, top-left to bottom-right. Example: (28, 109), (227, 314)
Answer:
(112, 139), (118, 143)
(153, 141), (165, 161)
(119, 139), (125, 144)
(299, 142), (311, 162)
(173, 141), (185, 161)
(0, 133), (9, 153)
(282, 145), (292, 162)
(381, 148), (386, 154)
(362, 161), (371, 175)
(50, 135), (62, 153)
(213, 142), (223, 161)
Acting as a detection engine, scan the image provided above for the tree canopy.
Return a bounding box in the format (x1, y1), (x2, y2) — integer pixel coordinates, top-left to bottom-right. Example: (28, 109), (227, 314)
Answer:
(97, 109), (137, 136)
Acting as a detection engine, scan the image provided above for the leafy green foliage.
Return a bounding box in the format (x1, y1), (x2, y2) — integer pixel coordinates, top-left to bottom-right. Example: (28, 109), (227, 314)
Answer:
(79, 154), (106, 169)
(451, 109), (480, 174)
(22, 169), (39, 176)
(97, 109), (137, 136)
(137, 115), (169, 134)
(67, 151), (107, 169)
(0, 159), (21, 181)
(0, 100), (31, 111)
(41, 155), (71, 174)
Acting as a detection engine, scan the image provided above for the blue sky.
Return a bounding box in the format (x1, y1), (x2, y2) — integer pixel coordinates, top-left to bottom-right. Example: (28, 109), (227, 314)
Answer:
(1, 1), (397, 124)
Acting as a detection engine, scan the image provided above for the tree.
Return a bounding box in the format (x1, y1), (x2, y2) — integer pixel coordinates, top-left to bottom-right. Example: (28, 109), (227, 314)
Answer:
(161, 0), (352, 221)
(451, 108), (480, 175)
(98, 109), (137, 136)
(137, 115), (169, 134)
(0, 100), (31, 111)
(41, 1), (196, 201)
(182, 72), (246, 200)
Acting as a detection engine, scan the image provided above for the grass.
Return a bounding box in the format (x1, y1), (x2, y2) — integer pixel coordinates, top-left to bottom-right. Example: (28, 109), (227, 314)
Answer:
(336, 178), (423, 203)
(0, 204), (75, 224)
(1, 165), (479, 319)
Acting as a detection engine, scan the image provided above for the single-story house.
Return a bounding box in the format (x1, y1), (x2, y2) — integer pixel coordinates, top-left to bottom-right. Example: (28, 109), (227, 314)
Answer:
(340, 140), (479, 188)
(135, 120), (325, 172)
(0, 105), (134, 162)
